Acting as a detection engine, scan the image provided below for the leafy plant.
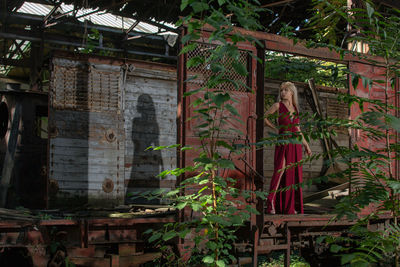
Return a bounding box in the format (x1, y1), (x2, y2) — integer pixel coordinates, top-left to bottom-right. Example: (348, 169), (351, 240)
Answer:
(258, 251), (310, 267)
(265, 52), (348, 88)
(138, 1), (268, 266)
(302, 1), (400, 266)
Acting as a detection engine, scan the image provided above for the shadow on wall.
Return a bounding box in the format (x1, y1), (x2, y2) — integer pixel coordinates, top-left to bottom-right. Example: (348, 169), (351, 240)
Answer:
(126, 94), (163, 204)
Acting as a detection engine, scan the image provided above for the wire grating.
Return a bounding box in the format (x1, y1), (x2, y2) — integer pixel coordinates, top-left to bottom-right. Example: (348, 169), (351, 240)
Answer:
(51, 61), (120, 113)
(186, 42), (250, 92)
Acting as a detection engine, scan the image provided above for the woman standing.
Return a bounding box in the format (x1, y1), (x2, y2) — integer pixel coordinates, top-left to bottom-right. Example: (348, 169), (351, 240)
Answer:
(264, 82), (312, 214)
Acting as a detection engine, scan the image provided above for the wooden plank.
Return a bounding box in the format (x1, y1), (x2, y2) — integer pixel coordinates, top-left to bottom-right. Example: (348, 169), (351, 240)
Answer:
(304, 182), (349, 203)
(50, 146), (122, 156)
(129, 67), (176, 81)
(51, 169), (120, 177)
(52, 110), (122, 124)
(50, 138), (122, 149)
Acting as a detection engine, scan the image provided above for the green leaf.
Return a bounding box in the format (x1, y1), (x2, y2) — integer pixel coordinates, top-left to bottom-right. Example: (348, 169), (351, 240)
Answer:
(211, 63), (225, 73)
(352, 261), (369, 267)
(180, 0), (189, 11)
(213, 93), (230, 107)
(352, 74), (360, 90)
(361, 76), (371, 91)
(385, 114), (400, 132)
(194, 157), (213, 164)
(316, 236), (326, 244)
(232, 62), (248, 76)
(163, 231), (176, 241)
(180, 42), (197, 55)
(387, 180), (400, 193)
(330, 244), (342, 253)
(143, 229), (153, 235)
(176, 202), (187, 210)
(341, 253), (356, 264)
(206, 241), (218, 250)
(230, 215), (243, 225)
(366, 2), (374, 19)
(216, 260), (226, 267)
(225, 104), (240, 116)
(218, 159), (235, 169)
(178, 228), (191, 238)
(187, 56), (204, 68)
(148, 232), (162, 243)
(192, 203), (202, 211)
(218, 0), (226, 5)
(207, 214), (230, 225)
(181, 146), (193, 151)
(191, 2), (209, 13)
(245, 205), (260, 215)
(203, 255), (214, 264)
(182, 32), (200, 44)
(216, 140), (233, 150)
(183, 87), (202, 97)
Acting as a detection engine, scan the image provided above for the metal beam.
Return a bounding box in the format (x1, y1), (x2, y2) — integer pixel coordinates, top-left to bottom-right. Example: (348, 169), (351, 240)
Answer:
(0, 29), (176, 61)
(379, 0), (400, 9)
(43, 3), (61, 23)
(261, 0), (296, 8)
(2, 12), (169, 42)
(126, 21), (140, 35)
(0, 58), (30, 68)
(11, 40), (27, 59)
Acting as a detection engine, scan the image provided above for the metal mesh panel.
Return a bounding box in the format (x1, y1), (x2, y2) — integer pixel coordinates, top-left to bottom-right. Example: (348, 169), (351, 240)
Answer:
(186, 42), (250, 92)
(51, 59), (121, 113)
(51, 64), (89, 111)
(88, 68), (121, 113)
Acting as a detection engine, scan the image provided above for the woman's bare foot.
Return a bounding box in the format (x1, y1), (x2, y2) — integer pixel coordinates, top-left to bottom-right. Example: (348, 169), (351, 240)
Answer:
(269, 209), (276, 215)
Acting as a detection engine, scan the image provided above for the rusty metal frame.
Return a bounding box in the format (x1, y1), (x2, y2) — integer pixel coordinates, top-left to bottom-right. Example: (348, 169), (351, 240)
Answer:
(0, 215), (176, 266)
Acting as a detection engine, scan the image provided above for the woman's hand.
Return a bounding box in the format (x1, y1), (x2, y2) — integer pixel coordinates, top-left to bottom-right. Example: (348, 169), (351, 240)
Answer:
(305, 145), (312, 156)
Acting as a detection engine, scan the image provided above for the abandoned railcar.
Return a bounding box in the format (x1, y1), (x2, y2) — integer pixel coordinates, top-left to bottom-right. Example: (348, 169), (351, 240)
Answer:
(0, 54), (178, 208)
(0, 24), (399, 267)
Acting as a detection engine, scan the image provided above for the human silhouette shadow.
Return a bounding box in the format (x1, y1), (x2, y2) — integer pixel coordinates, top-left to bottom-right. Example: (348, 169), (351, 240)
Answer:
(126, 94), (163, 204)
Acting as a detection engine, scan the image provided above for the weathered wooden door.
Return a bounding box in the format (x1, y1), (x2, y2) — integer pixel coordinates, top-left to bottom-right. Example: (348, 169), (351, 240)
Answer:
(49, 57), (124, 207)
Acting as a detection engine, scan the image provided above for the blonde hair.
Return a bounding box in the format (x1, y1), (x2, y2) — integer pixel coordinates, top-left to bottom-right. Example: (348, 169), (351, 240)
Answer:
(278, 81), (299, 112)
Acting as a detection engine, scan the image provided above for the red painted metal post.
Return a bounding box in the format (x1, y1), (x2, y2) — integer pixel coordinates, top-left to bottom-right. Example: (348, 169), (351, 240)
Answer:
(252, 225), (259, 267)
(109, 254), (120, 267)
(285, 223), (291, 267)
(396, 77), (400, 181)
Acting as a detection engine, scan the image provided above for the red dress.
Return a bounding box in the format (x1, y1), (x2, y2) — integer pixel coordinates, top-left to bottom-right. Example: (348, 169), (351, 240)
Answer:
(266, 102), (304, 214)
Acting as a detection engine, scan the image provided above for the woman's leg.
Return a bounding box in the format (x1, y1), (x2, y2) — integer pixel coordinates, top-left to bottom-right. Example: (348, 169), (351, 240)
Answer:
(267, 157), (286, 214)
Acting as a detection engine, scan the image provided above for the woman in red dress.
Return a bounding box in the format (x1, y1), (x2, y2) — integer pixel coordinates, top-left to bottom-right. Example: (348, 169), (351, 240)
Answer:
(264, 82), (312, 214)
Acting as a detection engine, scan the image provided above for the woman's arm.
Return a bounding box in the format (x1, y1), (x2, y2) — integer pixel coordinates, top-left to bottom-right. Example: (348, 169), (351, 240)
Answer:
(296, 125), (312, 156)
(264, 103), (280, 131)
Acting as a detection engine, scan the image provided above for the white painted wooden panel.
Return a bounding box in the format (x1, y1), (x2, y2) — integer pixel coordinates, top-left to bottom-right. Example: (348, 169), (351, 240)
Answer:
(49, 58), (124, 207)
(124, 69), (177, 203)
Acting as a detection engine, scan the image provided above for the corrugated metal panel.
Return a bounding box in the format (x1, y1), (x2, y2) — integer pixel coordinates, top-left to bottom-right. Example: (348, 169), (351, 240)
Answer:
(17, 2), (176, 34)
(17, 1), (55, 16)
(49, 57), (124, 207)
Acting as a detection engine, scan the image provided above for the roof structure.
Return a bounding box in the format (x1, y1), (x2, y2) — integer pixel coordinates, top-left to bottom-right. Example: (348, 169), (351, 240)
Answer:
(1, 0), (399, 88)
